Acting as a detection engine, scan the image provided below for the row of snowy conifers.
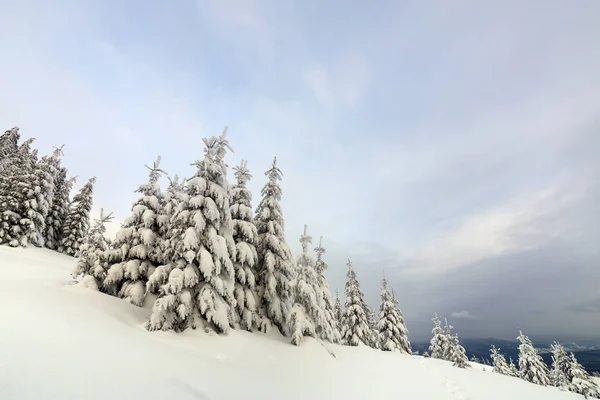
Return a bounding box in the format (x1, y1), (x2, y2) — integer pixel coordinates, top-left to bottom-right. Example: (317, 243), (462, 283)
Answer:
(0, 127), (87, 252)
(426, 315), (599, 397)
(0, 126), (411, 352)
(483, 335), (598, 398)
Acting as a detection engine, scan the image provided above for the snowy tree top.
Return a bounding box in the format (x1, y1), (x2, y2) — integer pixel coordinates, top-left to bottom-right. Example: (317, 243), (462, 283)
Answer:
(144, 155), (167, 185)
(314, 236), (327, 274)
(233, 159), (252, 186)
(299, 224), (312, 253)
(261, 157), (283, 201)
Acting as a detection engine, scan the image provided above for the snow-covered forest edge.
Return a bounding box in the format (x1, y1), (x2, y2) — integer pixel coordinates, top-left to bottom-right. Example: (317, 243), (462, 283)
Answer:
(1, 126), (598, 399)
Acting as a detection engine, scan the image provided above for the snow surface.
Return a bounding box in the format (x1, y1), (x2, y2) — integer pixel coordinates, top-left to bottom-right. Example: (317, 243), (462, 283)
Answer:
(0, 247), (586, 400)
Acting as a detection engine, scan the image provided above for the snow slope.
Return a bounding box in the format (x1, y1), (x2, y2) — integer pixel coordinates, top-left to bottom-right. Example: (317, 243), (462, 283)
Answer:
(0, 247), (585, 400)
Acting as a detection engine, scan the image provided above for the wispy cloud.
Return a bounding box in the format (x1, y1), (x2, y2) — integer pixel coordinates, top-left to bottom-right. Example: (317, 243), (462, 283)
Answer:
(451, 311), (476, 320)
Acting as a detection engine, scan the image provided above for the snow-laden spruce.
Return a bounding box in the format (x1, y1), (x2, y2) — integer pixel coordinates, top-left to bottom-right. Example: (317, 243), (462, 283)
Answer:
(0, 138), (38, 247)
(44, 146), (74, 250)
(229, 160), (261, 331)
(0, 127), (20, 171)
(313, 236), (341, 343)
(364, 304), (380, 349)
(59, 177), (96, 256)
(377, 277), (410, 353)
(551, 342), (600, 398)
(72, 209), (114, 289)
(146, 174), (185, 296)
(448, 332), (470, 368)
(340, 260), (371, 346)
(490, 345), (514, 376)
(567, 353), (600, 398)
(333, 290), (344, 328)
(509, 357), (519, 377)
(429, 313), (449, 359)
(551, 342), (572, 389)
(517, 331), (550, 386)
(147, 128), (236, 333)
(104, 157), (168, 306)
(27, 151), (58, 247)
(289, 226), (339, 345)
(254, 157), (295, 335)
(391, 287), (411, 353)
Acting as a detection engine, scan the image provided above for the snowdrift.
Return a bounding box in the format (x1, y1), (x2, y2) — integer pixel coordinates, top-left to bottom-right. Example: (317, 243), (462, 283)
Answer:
(0, 247), (585, 399)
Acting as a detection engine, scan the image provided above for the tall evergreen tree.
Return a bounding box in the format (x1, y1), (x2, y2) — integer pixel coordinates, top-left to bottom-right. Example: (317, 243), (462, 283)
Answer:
(72, 209), (114, 289)
(449, 333), (470, 368)
(391, 287), (411, 354)
(377, 276), (410, 353)
(59, 177), (96, 256)
(509, 357), (519, 377)
(551, 343), (600, 397)
(146, 175), (185, 295)
(313, 236), (341, 343)
(517, 331), (550, 386)
(568, 353), (600, 398)
(340, 260), (371, 346)
(147, 128), (236, 333)
(104, 157), (167, 305)
(441, 318), (456, 361)
(0, 138), (37, 247)
(44, 146), (73, 250)
(551, 342), (572, 388)
(254, 157), (294, 335)
(230, 160), (260, 331)
(429, 313), (448, 359)
(28, 152), (57, 246)
(333, 290), (344, 328)
(0, 127), (20, 171)
(289, 226), (338, 345)
(490, 345), (512, 375)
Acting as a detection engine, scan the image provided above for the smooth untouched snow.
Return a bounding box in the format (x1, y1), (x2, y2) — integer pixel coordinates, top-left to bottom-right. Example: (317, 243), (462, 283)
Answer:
(0, 247), (586, 400)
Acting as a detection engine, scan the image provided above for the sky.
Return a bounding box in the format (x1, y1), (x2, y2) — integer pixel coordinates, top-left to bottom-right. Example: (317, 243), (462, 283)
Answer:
(1, 0), (599, 342)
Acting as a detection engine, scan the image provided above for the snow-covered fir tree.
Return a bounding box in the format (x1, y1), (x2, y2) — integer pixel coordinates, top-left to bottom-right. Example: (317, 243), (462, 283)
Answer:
(448, 333), (470, 368)
(441, 318), (456, 361)
(146, 174), (185, 296)
(517, 331), (550, 386)
(289, 226), (338, 345)
(72, 209), (114, 289)
(313, 236), (340, 343)
(365, 305), (380, 349)
(333, 290), (344, 328)
(44, 146), (74, 250)
(377, 276), (410, 353)
(229, 160), (260, 331)
(27, 151), (58, 247)
(490, 345), (512, 375)
(147, 128), (236, 333)
(429, 313), (448, 359)
(104, 157), (167, 305)
(254, 156), (295, 335)
(340, 260), (371, 346)
(59, 177), (96, 256)
(551, 342), (600, 397)
(568, 353), (600, 398)
(0, 127), (20, 170)
(509, 357), (519, 377)
(0, 138), (38, 247)
(391, 287), (411, 354)
(551, 342), (572, 389)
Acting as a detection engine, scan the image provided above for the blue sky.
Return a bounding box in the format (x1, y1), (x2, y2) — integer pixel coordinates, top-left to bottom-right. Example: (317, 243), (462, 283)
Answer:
(1, 0), (600, 341)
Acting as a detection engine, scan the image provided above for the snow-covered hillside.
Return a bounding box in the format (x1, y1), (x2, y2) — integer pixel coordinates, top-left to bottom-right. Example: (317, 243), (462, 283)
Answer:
(0, 247), (586, 400)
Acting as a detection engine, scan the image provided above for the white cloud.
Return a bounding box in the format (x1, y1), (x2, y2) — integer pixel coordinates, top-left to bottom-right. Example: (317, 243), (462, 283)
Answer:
(302, 53), (372, 109)
(451, 311), (476, 320)
(400, 182), (587, 277)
